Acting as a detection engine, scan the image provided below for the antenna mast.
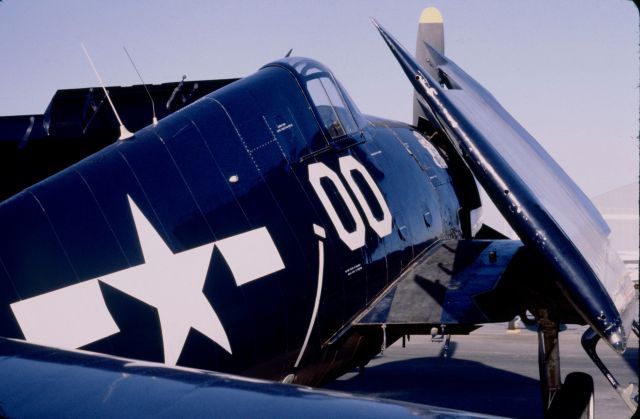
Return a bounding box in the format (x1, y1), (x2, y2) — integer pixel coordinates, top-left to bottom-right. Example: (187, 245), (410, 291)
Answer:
(123, 46), (158, 126)
(80, 43), (133, 140)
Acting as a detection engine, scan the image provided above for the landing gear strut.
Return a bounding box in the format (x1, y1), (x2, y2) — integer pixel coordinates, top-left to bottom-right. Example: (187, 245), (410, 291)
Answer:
(536, 310), (595, 419)
(581, 328), (638, 412)
(537, 309), (562, 412)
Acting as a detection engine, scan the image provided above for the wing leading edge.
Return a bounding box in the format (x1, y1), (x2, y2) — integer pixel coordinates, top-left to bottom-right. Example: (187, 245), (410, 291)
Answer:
(372, 19), (636, 354)
(0, 337), (498, 419)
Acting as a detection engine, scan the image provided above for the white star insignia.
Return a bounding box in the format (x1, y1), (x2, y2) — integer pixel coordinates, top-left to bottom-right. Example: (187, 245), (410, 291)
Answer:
(12, 196), (286, 367)
(101, 196), (231, 365)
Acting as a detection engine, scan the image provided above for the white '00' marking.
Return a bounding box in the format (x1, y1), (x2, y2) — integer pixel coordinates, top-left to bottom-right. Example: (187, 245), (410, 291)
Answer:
(308, 156), (392, 250)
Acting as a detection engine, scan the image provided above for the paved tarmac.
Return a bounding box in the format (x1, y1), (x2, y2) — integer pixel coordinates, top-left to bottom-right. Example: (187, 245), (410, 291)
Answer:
(325, 324), (638, 418)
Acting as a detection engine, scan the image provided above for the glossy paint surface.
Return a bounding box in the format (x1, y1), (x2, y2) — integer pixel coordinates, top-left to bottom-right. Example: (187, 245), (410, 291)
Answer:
(0, 58), (466, 383)
(373, 21), (634, 351)
(0, 338), (499, 419)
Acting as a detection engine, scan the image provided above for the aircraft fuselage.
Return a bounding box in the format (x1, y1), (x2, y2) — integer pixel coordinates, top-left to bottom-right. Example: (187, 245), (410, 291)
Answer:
(0, 57), (475, 385)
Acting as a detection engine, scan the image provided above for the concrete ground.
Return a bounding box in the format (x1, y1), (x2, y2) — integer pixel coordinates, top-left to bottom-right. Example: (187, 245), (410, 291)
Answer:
(325, 324), (638, 418)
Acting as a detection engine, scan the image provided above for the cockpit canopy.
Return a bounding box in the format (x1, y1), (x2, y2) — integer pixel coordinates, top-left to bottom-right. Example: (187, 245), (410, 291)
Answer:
(264, 57), (366, 141)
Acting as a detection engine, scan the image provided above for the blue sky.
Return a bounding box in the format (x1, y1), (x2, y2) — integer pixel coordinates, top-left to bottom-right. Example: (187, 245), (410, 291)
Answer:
(0, 0), (637, 201)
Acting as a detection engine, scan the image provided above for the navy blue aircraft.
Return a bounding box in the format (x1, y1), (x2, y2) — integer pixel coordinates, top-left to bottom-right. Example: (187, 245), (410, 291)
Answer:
(0, 7), (636, 418)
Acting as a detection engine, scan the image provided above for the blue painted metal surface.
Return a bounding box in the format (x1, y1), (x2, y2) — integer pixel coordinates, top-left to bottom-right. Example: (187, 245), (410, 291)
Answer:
(372, 20), (635, 353)
(0, 338), (499, 419)
(0, 20), (634, 416)
(0, 58), (466, 384)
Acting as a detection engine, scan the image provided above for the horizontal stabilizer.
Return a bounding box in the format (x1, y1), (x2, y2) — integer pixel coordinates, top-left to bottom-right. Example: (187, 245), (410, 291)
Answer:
(0, 78), (238, 204)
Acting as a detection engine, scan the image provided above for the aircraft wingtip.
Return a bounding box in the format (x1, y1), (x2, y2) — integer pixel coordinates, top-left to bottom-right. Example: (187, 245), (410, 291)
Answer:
(419, 7), (443, 24)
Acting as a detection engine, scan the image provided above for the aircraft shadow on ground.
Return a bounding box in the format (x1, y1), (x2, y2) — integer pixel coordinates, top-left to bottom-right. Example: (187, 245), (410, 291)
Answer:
(325, 353), (543, 419)
(621, 347), (638, 373)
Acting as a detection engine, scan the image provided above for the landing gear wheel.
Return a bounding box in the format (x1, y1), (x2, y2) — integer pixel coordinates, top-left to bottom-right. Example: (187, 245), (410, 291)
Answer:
(547, 372), (595, 419)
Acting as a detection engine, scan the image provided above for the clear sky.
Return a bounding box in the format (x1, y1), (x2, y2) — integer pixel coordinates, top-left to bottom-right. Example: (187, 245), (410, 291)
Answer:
(0, 0), (637, 203)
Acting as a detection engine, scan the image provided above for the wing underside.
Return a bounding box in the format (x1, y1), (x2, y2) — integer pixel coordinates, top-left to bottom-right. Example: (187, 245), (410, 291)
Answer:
(351, 239), (580, 336)
(373, 20), (637, 353)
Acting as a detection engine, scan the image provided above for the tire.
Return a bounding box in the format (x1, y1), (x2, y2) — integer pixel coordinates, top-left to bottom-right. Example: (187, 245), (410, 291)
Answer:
(547, 372), (595, 419)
